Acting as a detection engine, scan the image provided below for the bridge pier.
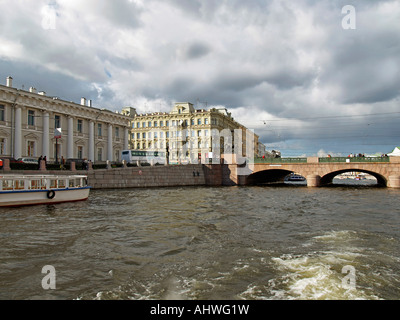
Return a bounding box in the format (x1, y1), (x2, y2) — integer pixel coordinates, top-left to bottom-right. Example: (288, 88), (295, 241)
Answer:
(388, 175), (400, 188)
(307, 174), (321, 187)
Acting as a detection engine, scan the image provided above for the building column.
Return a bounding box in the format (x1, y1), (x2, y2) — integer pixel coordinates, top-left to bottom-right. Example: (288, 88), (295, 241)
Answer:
(14, 106), (22, 159)
(89, 121), (94, 162)
(124, 127), (129, 150)
(108, 124), (113, 161)
(67, 116), (74, 159)
(42, 112), (50, 159)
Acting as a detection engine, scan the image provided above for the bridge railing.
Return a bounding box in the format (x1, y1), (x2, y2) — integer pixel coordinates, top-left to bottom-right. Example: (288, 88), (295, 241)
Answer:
(252, 156), (390, 164)
(319, 157), (390, 163)
(252, 157), (308, 164)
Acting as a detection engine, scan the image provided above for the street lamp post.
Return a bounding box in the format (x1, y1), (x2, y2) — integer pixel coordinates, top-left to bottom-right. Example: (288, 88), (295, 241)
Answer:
(54, 128), (62, 164)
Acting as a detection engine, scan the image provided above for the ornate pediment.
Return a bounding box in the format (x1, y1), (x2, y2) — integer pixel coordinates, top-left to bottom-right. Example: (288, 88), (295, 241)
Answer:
(0, 129), (10, 137)
(24, 133), (40, 140)
(75, 138), (87, 146)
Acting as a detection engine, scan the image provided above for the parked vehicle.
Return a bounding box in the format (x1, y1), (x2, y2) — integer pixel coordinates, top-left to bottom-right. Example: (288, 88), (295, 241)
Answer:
(0, 157), (23, 164)
(17, 157), (38, 164)
(121, 150), (165, 165)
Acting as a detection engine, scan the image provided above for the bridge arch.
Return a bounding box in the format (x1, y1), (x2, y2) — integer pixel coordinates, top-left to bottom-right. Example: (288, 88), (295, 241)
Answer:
(247, 169), (298, 185)
(320, 169), (386, 186)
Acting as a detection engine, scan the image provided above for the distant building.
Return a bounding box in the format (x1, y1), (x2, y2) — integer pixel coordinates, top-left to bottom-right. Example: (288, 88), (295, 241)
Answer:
(127, 102), (259, 164)
(0, 76), (131, 163)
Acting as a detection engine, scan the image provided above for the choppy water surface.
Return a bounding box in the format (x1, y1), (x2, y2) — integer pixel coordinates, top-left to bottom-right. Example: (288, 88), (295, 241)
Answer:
(1, 181), (399, 300)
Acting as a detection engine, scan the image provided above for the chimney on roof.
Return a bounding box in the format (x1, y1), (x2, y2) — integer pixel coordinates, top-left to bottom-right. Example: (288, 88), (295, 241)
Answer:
(81, 97), (87, 106)
(88, 99), (92, 107)
(38, 91), (46, 96)
(29, 87), (37, 93)
(6, 76), (13, 87)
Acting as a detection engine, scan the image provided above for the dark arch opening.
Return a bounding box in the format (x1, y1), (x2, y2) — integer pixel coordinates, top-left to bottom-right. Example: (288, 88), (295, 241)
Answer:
(320, 169), (386, 187)
(247, 169), (305, 185)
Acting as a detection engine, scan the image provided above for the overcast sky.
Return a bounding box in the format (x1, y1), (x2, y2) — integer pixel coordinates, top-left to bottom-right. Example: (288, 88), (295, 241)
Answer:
(0, 0), (399, 156)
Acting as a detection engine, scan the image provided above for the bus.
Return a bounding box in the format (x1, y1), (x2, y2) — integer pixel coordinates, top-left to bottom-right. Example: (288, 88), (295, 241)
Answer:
(121, 150), (166, 165)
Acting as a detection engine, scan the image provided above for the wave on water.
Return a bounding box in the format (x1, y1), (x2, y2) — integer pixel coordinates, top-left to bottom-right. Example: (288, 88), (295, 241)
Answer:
(240, 230), (389, 300)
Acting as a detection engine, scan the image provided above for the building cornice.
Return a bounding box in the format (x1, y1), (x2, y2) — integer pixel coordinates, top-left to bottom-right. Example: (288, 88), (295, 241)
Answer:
(0, 84), (131, 128)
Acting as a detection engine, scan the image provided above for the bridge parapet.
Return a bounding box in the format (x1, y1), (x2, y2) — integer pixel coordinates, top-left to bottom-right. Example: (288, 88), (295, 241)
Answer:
(253, 156), (392, 164)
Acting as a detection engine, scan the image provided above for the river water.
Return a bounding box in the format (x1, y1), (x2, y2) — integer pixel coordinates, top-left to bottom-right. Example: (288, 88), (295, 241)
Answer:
(1, 180), (399, 300)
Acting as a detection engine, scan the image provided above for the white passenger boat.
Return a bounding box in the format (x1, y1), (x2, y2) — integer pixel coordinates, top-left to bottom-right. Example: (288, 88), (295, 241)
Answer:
(0, 174), (90, 207)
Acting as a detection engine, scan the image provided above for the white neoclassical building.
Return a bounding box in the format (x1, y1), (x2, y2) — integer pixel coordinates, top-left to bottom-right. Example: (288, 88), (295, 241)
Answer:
(0, 76), (131, 163)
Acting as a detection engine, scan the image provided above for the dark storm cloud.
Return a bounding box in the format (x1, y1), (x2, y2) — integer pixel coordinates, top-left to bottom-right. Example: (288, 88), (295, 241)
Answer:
(181, 43), (211, 60)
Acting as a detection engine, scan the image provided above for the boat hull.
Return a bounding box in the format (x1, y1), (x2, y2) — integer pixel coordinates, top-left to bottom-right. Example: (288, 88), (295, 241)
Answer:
(0, 187), (91, 207)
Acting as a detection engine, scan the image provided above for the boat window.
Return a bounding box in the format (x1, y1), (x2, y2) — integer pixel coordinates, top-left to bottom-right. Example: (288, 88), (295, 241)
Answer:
(50, 180), (57, 189)
(14, 180), (25, 190)
(30, 180), (41, 190)
(41, 179), (48, 189)
(2, 179), (14, 190)
(58, 179), (66, 188)
(69, 179), (76, 188)
(70, 178), (82, 187)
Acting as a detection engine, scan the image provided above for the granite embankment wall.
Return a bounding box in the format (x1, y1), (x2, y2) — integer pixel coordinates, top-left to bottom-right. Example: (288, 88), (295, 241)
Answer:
(87, 164), (229, 189)
(0, 158), (236, 189)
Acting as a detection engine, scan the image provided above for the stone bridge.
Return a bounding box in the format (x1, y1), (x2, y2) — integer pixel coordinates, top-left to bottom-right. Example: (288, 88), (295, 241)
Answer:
(225, 156), (400, 188)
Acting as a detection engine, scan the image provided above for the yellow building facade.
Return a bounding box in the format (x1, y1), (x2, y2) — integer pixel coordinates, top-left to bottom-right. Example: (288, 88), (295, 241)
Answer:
(126, 102), (259, 164)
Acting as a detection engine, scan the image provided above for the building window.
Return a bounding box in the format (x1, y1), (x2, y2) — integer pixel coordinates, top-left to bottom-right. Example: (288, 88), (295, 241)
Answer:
(205, 118), (209, 125)
(198, 130), (202, 137)
(98, 124), (102, 137)
(54, 115), (61, 128)
(28, 110), (35, 126)
(0, 138), (5, 155)
(148, 132), (152, 139)
(148, 121), (152, 128)
(132, 122), (135, 128)
(137, 133), (140, 139)
(115, 127), (119, 138)
(160, 121), (164, 127)
(27, 141), (35, 157)
(77, 119), (83, 133)
(137, 122), (140, 128)
(137, 143), (140, 149)
(166, 121), (169, 127)
(197, 119), (202, 125)
(77, 146), (83, 159)
(97, 148), (102, 161)
(143, 122), (146, 128)
(154, 121), (158, 127)
(142, 133), (146, 139)
(0, 105), (4, 121)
